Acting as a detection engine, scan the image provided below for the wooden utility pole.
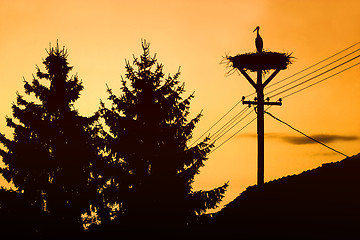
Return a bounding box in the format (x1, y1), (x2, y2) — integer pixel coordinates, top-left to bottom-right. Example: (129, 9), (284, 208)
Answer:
(226, 27), (291, 186)
(240, 69), (282, 185)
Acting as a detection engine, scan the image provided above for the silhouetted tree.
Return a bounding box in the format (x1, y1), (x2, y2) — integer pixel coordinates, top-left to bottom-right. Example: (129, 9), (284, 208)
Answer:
(99, 40), (228, 235)
(0, 43), (103, 235)
(0, 188), (52, 238)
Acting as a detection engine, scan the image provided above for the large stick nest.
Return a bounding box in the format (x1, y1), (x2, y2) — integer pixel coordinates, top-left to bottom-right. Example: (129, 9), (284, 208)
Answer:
(226, 51), (293, 72)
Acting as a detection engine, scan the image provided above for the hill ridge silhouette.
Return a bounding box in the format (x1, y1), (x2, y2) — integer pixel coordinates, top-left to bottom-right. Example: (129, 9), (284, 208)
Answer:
(212, 153), (360, 239)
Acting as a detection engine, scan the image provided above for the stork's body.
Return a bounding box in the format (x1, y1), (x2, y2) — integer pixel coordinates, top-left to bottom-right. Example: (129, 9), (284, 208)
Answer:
(254, 26), (263, 53)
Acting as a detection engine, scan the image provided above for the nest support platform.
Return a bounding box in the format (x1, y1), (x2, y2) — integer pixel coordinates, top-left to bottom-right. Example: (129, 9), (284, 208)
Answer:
(227, 51), (293, 72)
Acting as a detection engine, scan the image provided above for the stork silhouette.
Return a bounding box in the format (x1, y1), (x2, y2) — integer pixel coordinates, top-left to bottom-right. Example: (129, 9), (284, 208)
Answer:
(253, 26), (263, 53)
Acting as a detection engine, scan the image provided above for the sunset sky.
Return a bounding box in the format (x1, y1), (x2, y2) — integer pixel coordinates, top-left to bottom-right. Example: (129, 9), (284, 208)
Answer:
(1, 0), (360, 211)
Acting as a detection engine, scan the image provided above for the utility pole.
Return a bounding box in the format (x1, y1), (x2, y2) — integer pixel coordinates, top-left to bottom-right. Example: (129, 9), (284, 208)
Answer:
(240, 69), (282, 185)
(225, 26), (291, 186)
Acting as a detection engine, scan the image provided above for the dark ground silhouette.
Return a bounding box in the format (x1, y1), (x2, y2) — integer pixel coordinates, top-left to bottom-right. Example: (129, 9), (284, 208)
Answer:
(211, 153), (360, 239)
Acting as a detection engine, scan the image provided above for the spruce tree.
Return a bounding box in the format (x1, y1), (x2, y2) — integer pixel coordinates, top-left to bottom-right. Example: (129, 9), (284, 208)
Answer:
(99, 41), (228, 234)
(0, 43), (102, 234)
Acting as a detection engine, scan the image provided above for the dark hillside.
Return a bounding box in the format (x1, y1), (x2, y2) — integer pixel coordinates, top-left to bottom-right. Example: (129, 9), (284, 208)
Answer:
(212, 153), (360, 239)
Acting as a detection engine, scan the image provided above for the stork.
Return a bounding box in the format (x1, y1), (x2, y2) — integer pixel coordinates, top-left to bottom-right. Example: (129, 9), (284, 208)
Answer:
(253, 26), (263, 53)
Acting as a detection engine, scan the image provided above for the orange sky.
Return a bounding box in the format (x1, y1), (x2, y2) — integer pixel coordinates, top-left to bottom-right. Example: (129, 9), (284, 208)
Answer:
(1, 0), (360, 211)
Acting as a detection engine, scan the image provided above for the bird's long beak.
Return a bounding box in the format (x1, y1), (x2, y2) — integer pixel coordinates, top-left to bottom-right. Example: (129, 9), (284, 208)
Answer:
(253, 28), (257, 32)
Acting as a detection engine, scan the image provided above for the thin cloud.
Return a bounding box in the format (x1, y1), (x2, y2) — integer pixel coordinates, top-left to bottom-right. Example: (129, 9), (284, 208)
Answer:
(237, 133), (359, 145)
(281, 134), (359, 145)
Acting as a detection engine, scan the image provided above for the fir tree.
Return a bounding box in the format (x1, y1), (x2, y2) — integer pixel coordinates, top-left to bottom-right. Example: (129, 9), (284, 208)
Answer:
(99, 40), (228, 234)
(0, 43), (102, 234)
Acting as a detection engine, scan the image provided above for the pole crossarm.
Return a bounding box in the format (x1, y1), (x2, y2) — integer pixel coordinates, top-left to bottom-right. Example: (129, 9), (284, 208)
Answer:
(243, 99), (282, 107)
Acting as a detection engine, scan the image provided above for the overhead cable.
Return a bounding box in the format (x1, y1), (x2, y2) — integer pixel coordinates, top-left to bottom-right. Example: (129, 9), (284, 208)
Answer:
(266, 41), (360, 89)
(281, 61), (360, 99)
(209, 107), (249, 141)
(269, 54), (360, 99)
(211, 107), (253, 144)
(264, 111), (349, 158)
(210, 111), (257, 154)
(189, 98), (244, 147)
(265, 48), (360, 97)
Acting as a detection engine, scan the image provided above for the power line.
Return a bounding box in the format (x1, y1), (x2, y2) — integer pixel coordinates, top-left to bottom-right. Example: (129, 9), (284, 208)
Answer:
(264, 111), (349, 158)
(211, 107), (253, 144)
(269, 54), (360, 99)
(210, 106), (273, 153)
(210, 106), (249, 140)
(266, 41), (360, 89)
(189, 98), (244, 147)
(265, 48), (360, 97)
(210, 111), (257, 154)
(281, 61), (360, 99)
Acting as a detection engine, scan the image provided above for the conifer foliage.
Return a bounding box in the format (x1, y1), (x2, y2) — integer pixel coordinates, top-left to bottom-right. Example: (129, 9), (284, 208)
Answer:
(0, 43), (102, 234)
(99, 41), (228, 233)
